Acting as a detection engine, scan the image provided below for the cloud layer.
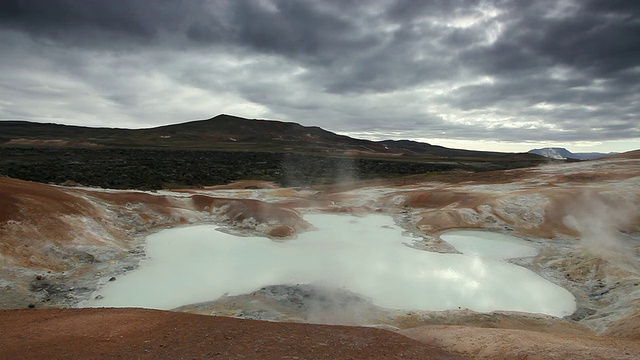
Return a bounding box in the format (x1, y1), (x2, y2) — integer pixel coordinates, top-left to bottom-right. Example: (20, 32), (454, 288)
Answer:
(1, 0), (639, 151)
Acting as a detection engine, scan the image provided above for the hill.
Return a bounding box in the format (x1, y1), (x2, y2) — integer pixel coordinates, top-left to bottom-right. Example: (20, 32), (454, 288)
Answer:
(608, 149), (640, 159)
(0, 114), (541, 160)
(0, 115), (552, 189)
(379, 139), (513, 158)
(0, 115), (394, 153)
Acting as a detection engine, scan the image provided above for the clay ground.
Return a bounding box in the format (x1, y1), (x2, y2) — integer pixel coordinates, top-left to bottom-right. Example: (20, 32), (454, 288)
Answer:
(2, 308), (639, 359)
(0, 308), (463, 359)
(1, 151), (640, 359)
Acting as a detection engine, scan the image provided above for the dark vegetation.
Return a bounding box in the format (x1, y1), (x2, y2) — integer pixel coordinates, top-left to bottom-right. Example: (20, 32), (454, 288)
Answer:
(0, 115), (552, 189)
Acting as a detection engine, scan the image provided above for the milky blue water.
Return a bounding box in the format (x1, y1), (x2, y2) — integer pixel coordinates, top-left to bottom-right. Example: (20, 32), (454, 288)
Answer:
(85, 214), (576, 317)
(440, 230), (539, 259)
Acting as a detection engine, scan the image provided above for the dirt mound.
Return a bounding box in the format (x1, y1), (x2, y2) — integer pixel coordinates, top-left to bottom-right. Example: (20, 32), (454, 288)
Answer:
(607, 149), (640, 159)
(0, 308), (464, 359)
(401, 325), (640, 359)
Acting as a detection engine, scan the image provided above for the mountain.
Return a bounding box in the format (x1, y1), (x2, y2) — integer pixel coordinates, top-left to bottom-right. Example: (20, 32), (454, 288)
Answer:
(152, 114), (391, 154)
(379, 139), (510, 158)
(527, 148), (575, 160)
(0, 115), (389, 153)
(0, 114), (542, 161)
(570, 152), (618, 160)
(528, 147), (615, 160)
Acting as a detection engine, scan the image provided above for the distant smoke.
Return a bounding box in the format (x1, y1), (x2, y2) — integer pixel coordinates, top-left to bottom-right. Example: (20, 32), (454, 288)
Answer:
(281, 153), (358, 187)
(562, 190), (639, 273)
(304, 285), (376, 325)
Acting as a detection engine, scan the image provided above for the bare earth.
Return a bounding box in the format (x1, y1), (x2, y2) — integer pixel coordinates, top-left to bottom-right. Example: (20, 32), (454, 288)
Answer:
(401, 325), (640, 359)
(0, 308), (463, 359)
(1, 152), (640, 359)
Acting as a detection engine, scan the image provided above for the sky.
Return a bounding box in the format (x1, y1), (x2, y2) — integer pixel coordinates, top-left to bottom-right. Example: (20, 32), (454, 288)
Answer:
(0, 0), (639, 153)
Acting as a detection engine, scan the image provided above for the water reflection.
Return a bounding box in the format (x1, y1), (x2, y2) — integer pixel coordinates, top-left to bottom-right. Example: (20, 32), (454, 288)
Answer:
(86, 213), (575, 317)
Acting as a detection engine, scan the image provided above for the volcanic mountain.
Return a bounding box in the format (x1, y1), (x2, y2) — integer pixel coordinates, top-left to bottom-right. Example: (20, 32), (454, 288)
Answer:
(0, 114), (561, 190)
(1, 114), (540, 160)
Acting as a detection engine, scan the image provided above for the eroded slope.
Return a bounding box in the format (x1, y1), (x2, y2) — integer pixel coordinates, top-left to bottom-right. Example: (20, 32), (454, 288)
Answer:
(1, 154), (639, 358)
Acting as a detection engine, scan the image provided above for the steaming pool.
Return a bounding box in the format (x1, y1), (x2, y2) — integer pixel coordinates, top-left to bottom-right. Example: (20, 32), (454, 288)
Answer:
(86, 214), (576, 317)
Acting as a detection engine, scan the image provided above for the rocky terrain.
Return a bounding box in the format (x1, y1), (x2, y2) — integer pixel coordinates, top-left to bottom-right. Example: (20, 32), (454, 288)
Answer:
(0, 115), (550, 190)
(1, 150), (639, 358)
(0, 146), (465, 189)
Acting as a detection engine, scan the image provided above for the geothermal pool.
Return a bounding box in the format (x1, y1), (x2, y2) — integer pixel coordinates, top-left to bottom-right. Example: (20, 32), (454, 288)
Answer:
(86, 214), (576, 317)
(440, 230), (539, 259)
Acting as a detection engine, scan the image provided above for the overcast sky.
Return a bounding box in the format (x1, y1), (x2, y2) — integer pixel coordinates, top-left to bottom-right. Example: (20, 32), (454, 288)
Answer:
(1, 0), (639, 152)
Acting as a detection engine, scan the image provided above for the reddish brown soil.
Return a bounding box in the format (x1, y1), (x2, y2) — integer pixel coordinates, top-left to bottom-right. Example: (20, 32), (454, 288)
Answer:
(0, 177), (92, 223)
(609, 149), (640, 159)
(267, 225), (296, 238)
(401, 325), (640, 359)
(190, 195), (312, 231)
(0, 308), (464, 360)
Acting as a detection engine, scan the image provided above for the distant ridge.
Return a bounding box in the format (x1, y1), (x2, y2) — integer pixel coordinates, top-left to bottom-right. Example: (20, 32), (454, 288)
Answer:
(607, 149), (640, 160)
(379, 139), (508, 158)
(0, 114), (540, 160)
(528, 147), (615, 160)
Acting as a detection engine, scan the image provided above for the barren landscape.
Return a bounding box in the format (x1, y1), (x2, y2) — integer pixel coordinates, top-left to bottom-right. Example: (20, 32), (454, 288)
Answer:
(3, 0), (640, 357)
(1, 148), (639, 359)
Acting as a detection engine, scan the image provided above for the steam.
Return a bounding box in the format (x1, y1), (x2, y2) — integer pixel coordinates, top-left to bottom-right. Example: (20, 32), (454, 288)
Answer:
(255, 283), (379, 326)
(85, 213), (575, 317)
(562, 190), (639, 273)
(281, 153), (357, 187)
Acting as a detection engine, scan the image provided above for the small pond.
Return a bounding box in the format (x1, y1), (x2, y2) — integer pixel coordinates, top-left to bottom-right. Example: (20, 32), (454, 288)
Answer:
(85, 214), (576, 317)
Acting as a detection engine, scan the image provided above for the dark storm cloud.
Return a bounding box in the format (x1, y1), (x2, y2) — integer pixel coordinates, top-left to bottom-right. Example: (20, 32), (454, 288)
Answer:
(0, 1), (368, 59)
(0, 0), (165, 46)
(188, 1), (370, 61)
(463, 0), (640, 77)
(0, 0), (639, 149)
